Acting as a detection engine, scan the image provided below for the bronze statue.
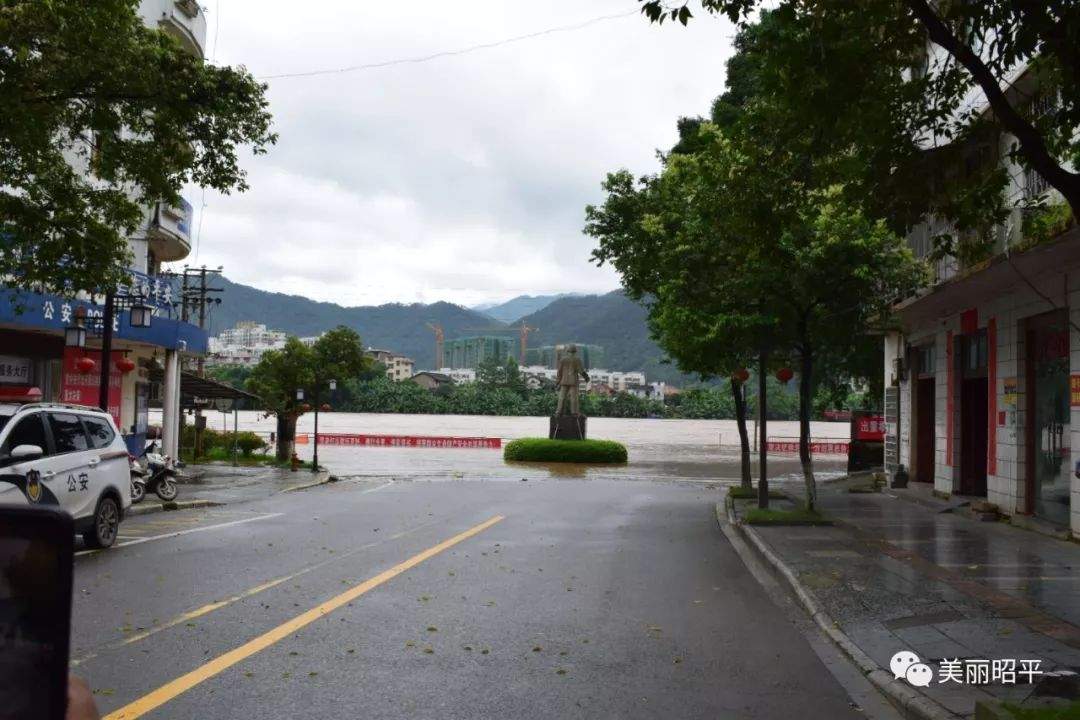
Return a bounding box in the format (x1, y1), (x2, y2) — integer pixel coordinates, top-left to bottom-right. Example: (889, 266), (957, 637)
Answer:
(555, 344), (590, 416)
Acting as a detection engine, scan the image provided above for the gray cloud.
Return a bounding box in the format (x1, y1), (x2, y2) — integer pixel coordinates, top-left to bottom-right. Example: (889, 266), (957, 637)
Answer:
(176, 1), (735, 307)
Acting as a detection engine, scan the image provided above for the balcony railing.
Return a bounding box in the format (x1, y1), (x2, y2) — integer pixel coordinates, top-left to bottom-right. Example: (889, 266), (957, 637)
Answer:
(147, 198), (193, 262)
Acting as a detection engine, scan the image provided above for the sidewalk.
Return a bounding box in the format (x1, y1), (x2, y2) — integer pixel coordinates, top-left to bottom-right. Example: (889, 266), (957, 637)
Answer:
(131, 464), (332, 512)
(728, 479), (1080, 719)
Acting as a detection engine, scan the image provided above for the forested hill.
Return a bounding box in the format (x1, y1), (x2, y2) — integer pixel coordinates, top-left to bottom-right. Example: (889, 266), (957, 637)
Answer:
(517, 292), (687, 384)
(205, 278), (686, 381)
(204, 277), (504, 370)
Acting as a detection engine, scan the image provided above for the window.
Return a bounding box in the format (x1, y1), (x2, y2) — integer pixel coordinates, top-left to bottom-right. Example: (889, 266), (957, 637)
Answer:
(917, 345), (936, 377)
(82, 417), (115, 450)
(48, 413), (90, 453)
(1, 414), (49, 458)
(966, 331), (988, 372)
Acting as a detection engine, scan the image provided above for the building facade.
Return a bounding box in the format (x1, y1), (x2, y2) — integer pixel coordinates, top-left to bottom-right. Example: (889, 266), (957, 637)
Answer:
(207, 322), (287, 367)
(526, 344), (605, 370)
(366, 349), (415, 382)
(885, 56), (1080, 534)
(445, 336), (518, 370)
(0, 0), (210, 457)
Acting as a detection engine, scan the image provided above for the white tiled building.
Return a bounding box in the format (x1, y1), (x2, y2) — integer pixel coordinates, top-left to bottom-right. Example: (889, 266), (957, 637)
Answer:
(366, 349), (415, 382)
(885, 49), (1079, 534)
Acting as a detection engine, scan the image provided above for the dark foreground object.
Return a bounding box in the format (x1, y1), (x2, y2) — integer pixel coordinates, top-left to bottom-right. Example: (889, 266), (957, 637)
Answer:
(504, 438), (627, 463)
(549, 415), (587, 440)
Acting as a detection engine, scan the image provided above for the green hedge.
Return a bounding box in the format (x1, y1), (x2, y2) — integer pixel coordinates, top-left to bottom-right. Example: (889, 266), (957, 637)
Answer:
(503, 438), (628, 464)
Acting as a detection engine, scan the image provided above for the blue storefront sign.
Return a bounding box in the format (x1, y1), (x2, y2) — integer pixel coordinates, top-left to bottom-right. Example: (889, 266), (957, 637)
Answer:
(0, 288), (207, 354)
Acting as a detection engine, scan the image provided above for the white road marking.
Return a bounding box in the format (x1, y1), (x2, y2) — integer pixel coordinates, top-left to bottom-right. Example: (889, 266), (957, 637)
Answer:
(76, 513), (283, 557)
(360, 480), (393, 494)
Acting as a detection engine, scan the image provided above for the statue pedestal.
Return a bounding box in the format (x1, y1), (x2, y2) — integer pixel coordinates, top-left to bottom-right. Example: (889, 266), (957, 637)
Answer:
(549, 415), (587, 440)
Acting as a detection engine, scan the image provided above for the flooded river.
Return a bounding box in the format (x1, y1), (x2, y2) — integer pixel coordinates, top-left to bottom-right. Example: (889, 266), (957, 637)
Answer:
(153, 411), (852, 485)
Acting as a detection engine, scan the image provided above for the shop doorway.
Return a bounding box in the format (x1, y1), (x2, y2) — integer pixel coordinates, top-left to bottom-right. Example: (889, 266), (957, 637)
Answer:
(910, 344), (936, 483)
(914, 379), (936, 483)
(959, 331), (988, 497)
(1024, 311), (1070, 525)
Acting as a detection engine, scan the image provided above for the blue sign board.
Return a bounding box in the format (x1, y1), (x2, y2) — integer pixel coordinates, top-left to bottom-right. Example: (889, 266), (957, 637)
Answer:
(0, 289), (208, 354)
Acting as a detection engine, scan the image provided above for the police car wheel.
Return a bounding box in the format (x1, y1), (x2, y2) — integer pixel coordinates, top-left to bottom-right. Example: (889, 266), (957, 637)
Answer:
(84, 496), (120, 549)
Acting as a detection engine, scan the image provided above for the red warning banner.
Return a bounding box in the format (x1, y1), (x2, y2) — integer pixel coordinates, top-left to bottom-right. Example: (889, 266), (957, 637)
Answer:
(295, 433), (501, 449)
(766, 440), (849, 455)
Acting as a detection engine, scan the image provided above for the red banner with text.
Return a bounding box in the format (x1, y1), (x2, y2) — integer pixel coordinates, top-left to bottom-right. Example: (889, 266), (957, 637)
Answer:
(295, 433), (501, 449)
(60, 349), (122, 427)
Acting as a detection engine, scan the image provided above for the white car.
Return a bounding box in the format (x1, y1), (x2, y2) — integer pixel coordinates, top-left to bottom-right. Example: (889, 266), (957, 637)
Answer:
(0, 402), (132, 548)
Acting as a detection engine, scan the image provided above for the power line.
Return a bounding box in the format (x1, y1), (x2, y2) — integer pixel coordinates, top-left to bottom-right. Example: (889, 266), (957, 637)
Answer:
(259, 9), (640, 80)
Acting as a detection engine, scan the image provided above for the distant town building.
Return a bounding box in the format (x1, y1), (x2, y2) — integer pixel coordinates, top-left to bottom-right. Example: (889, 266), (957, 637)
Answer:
(411, 371), (453, 391)
(436, 368), (477, 384)
(207, 321), (288, 367)
(445, 336), (519, 370)
(588, 370), (646, 393)
(526, 344), (604, 370)
(366, 348), (415, 382)
(213, 321), (287, 350)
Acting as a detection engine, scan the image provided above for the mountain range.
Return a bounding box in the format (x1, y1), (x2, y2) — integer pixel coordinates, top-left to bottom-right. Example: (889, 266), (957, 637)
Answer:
(203, 277), (689, 383)
(470, 294), (580, 323)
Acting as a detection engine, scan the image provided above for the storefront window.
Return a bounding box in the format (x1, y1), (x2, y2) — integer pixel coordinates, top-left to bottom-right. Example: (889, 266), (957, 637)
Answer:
(1028, 311), (1070, 526)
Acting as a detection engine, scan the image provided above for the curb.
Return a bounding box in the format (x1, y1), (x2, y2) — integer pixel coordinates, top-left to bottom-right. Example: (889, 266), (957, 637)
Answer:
(127, 499), (220, 516)
(280, 471), (333, 494)
(718, 501), (962, 720)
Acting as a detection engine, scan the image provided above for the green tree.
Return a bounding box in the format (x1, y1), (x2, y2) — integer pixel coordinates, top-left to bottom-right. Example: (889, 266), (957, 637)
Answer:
(1, 0), (275, 294)
(589, 122), (922, 510)
(246, 327), (368, 461)
(206, 364), (252, 390)
(245, 338), (313, 462)
(642, 0), (1080, 226)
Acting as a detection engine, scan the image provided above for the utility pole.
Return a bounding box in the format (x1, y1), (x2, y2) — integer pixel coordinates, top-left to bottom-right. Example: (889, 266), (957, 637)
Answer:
(175, 266), (224, 458)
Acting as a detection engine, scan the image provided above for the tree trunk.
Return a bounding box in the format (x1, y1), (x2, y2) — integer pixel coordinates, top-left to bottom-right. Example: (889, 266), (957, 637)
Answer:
(798, 344), (818, 512)
(731, 377), (753, 490)
(904, 0), (1080, 218)
(758, 349), (769, 509)
(275, 413), (297, 462)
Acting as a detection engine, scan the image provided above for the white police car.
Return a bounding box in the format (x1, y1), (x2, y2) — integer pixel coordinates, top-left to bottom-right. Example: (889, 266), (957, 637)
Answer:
(0, 402), (132, 548)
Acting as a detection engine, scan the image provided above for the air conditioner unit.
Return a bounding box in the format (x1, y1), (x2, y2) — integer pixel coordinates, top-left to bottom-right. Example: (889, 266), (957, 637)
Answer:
(893, 357), (908, 383)
(174, 0), (200, 19)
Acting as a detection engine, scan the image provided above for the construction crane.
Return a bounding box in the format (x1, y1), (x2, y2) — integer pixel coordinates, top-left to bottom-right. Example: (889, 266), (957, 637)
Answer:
(519, 321), (538, 365)
(426, 322), (445, 370)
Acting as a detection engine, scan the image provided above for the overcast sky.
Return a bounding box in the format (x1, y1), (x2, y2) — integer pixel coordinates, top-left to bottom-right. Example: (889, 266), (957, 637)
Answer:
(178, 1), (735, 308)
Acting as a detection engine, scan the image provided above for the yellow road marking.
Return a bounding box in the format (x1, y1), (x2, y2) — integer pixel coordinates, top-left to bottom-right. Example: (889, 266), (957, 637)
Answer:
(70, 520), (439, 667)
(103, 515), (504, 720)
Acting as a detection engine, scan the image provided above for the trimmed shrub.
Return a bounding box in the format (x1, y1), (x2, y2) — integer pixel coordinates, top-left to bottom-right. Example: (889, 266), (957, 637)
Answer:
(234, 431), (267, 457)
(728, 486), (786, 500)
(504, 438), (628, 464)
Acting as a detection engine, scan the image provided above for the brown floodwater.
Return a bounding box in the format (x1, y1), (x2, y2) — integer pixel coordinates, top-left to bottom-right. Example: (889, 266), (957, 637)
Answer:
(159, 411), (852, 485)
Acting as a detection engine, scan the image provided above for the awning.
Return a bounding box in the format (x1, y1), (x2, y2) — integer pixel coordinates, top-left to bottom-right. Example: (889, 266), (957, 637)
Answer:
(148, 367), (261, 409)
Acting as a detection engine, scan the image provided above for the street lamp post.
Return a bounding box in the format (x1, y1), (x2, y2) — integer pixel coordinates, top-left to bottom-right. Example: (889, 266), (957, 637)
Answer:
(94, 287), (154, 413)
(310, 379), (337, 474)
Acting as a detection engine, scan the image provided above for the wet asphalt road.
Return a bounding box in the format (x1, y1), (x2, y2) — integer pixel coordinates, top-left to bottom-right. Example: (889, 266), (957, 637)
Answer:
(71, 478), (865, 720)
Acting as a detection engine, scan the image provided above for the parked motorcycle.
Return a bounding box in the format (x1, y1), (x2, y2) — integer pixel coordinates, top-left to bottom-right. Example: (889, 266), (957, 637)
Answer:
(129, 453), (147, 504)
(132, 443), (179, 502)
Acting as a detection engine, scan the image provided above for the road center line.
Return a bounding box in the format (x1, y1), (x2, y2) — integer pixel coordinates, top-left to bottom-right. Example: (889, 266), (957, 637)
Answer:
(103, 514), (505, 720)
(75, 513), (283, 557)
(70, 518), (440, 667)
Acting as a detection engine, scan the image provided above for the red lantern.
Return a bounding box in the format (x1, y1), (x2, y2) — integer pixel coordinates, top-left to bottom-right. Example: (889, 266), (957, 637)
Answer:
(733, 367), (750, 383)
(116, 357), (136, 373)
(75, 356), (96, 373)
(320, 403), (332, 412)
(775, 367), (794, 384)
